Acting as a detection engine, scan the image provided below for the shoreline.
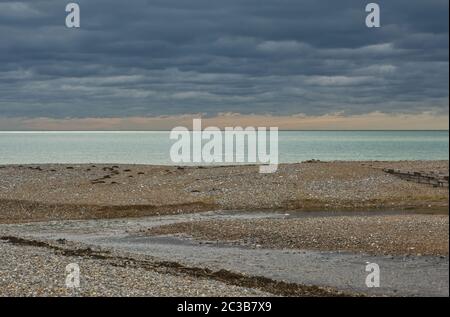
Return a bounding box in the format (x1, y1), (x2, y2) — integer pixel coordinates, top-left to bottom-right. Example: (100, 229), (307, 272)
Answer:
(1, 159), (449, 169)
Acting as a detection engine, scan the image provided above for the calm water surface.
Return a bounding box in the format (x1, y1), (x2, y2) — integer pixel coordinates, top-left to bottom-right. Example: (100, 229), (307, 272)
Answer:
(0, 131), (448, 164)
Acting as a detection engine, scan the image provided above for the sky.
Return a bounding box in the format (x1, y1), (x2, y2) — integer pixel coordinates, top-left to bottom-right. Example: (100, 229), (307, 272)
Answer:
(0, 0), (448, 130)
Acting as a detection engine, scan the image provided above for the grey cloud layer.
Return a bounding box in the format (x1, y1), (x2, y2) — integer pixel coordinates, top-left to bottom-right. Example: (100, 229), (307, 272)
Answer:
(0, 0), (448, 118)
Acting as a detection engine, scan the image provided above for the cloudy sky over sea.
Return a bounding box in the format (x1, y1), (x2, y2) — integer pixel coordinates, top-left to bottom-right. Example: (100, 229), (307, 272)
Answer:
(0, 0), (448, 130)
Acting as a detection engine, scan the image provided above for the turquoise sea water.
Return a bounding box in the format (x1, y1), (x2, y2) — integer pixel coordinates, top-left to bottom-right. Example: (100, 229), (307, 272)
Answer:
(0, 131), (448, 165)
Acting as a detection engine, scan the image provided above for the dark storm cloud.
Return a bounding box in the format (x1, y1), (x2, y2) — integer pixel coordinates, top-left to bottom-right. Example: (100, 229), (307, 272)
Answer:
(0, 0), (448, 118)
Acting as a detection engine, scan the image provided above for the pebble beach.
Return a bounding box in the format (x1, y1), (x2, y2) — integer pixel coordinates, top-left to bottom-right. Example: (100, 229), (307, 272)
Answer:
(0, 161), (448, 223)
(0, 160), (448, 297)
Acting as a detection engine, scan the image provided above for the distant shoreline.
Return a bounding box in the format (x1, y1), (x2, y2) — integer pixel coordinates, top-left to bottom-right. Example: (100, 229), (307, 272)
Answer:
(0, 159), (449, 166)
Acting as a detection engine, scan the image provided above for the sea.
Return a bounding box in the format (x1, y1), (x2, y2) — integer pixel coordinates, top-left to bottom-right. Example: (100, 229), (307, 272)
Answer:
(0, 131), (448, 165)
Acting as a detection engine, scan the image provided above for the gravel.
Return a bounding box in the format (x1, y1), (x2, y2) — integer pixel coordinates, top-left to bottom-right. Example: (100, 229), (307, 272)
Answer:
(143, 214), (449, 256)
(0, 161), (448, 223)
(0, 240), (270, 297)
